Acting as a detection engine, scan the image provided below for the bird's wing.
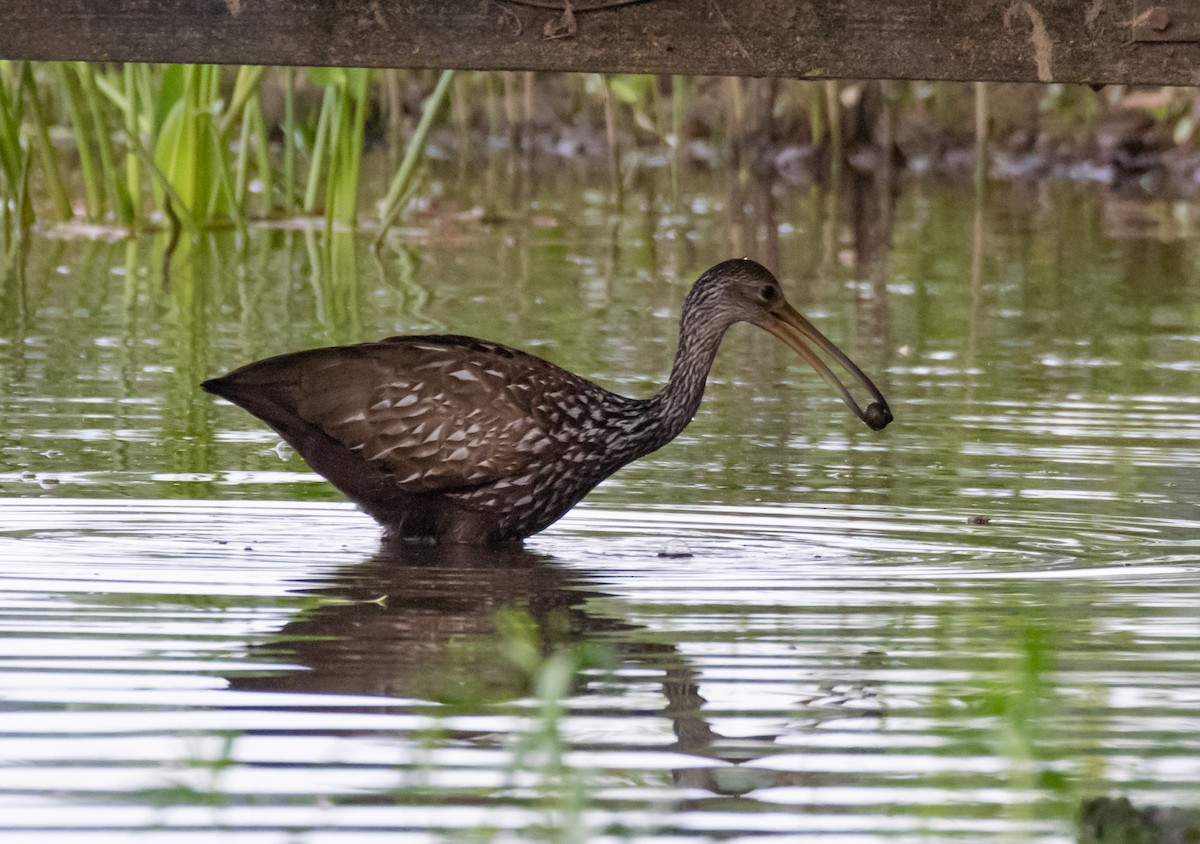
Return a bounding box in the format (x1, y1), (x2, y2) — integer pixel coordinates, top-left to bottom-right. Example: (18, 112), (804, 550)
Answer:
(276, 336), (577, 493)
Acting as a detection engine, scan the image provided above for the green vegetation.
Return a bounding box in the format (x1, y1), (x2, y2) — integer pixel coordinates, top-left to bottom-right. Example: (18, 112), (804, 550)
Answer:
(0, 62), (458, 238)
(3, 63), (1200, 242)
(138, 611), (625, 842)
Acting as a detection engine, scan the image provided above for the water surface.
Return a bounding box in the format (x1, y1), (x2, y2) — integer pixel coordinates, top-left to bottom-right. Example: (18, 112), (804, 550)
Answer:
(2, 170), (1200, 841)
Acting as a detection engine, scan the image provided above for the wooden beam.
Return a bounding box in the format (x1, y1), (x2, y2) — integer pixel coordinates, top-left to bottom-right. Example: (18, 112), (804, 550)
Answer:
(1, 1), (1198, 87)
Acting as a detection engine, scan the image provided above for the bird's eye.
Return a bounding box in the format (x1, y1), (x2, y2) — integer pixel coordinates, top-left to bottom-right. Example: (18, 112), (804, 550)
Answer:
(760, 284), (777, 301)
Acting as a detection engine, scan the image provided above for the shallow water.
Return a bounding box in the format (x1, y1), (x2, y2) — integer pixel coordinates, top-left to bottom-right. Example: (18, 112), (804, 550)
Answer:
(2, 170), (1200, 841)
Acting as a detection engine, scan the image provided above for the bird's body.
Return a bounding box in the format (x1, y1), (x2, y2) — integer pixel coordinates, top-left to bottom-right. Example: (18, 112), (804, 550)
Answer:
(206, 334), (693, 542)
(203, 260), (892, 544)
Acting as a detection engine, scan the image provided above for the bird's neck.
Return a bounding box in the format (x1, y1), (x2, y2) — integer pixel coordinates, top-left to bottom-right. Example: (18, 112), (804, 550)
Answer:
(641, 308), (729, 451)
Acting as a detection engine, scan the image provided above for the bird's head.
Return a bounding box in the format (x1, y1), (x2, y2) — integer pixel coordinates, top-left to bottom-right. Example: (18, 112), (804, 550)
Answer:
(687, 258), (893, 431)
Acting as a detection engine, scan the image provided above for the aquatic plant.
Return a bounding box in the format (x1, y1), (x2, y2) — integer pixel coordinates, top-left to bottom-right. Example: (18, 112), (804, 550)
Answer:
(304, 67), (370, 230)
(0, 62), (34, 240)
(0, 63), (453, 235)
(374, 69), (455, 247)
(5, 62), (1200, 239)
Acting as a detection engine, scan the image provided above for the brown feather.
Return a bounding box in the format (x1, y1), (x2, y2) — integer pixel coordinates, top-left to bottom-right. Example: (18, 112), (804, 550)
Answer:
(202, 260), (893, 544)
(202, 335), (593, 537)
(292, 338), (567, 492)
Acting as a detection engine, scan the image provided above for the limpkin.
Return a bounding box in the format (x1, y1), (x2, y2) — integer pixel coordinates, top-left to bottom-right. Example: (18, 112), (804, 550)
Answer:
(202, 259), (892, 544)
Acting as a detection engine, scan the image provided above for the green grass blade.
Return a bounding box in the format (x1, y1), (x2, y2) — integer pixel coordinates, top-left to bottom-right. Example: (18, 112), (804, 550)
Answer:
(303, 84), (336, 214)
(91, 71), (130, 115)
(0, 64), (24, 194)
(322, 84), (347, 232)
(136, 64), (157, 138)
(282, 67), (296, 213)
(75, 62), (133, 224)
(156, 84), (195, 217)
(324, 68), (370, 229)
(128, 123), (196, 233)
(219, 65), (265, 142)
(123, 64), (143, 219)
(197, 64), (224, 222)
(204, 114), (245, 234)
(56, 63), (104, 221)
(248, 92), (272, 217)
(375, 69), (455, 243)
(16, 143), (35, 234)
(20, 63), (73, 221)
(234, 93), (252, 210)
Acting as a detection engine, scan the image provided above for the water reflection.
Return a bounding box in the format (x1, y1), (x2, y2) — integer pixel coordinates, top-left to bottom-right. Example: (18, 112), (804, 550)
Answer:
(232, 545), (619, 702)
(4, 167), (1200, 840)
(231, 541), (896, 803)
(0, 493), (1198, 840)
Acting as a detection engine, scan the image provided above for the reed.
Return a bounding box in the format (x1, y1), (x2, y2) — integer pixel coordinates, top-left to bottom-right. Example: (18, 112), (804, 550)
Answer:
(6, 61), (1200, 235)
(600, 74), (622, 206)
(321, 68), (370, 230)
(121, 64), (142, 220)
(0, 63), (24, 215)
(0, 65), (37, 243)
(290, 67), (373, 236)
(375, 69), (455, 247)
(22, 64), (72, 221)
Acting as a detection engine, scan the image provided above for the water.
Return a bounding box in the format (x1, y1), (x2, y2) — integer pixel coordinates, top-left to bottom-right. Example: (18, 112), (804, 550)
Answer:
(2, 170), (1200, 841)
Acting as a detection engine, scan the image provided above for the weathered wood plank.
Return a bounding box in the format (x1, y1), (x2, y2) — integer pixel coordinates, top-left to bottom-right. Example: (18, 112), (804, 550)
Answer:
(1, 1), (1198, 87)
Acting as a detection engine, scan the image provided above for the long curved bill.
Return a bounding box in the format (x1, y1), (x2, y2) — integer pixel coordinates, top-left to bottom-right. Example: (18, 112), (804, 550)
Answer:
(759, 302), (893, 430)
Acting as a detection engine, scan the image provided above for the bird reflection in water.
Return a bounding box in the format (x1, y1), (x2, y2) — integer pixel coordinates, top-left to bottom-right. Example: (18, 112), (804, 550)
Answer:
(230, 545), (885, 800)
(231, 544), (625, 704)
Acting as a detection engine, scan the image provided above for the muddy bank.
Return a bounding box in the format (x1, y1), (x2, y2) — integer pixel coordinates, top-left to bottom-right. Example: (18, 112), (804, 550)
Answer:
(386, 75), (1200, 198)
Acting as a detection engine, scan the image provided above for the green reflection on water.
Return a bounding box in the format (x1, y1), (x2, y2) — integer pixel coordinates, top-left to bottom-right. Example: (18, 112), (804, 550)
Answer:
(3, 174), (1199, 522)
(3, 168), (1200, 839)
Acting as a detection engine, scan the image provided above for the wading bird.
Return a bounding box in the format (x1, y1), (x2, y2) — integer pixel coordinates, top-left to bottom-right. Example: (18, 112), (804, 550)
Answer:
(202, 259), (892, 544)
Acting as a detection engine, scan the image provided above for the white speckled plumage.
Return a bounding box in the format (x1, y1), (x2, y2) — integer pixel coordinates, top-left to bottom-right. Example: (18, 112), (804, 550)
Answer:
(202, 259), (892, 544)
